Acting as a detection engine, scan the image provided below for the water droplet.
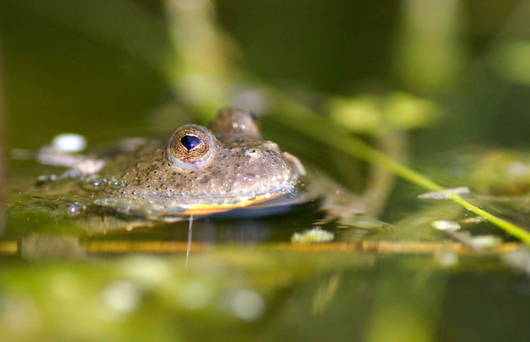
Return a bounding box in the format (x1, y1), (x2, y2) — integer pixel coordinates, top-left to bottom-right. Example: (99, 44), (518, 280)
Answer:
(108, 177), (125, 189)
(66, 202), (86, 216)
(81, 176), (107, 192)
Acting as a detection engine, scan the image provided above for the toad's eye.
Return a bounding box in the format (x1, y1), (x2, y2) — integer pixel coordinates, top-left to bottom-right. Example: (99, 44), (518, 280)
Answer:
(180, 135), (201, 150)
(166, 125), (217, 169)
(210, 108), (262, 139)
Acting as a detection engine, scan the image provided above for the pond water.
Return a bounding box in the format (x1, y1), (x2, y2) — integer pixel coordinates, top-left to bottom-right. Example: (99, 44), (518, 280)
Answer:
(3, 118), (530, 342)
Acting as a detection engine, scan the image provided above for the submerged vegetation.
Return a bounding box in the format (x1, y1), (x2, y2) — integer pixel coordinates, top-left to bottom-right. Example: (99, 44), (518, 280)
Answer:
(1, 0), (530, 341)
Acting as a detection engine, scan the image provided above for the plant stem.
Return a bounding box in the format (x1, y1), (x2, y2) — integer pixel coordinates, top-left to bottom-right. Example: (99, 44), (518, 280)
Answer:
(270, 99), (530, 244)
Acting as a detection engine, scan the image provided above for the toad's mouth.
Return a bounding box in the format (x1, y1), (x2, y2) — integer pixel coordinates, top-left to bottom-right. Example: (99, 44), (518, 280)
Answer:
(95, 176), (304, 220)
(95, 187), (296, 220)
(175, 191), (287, 216)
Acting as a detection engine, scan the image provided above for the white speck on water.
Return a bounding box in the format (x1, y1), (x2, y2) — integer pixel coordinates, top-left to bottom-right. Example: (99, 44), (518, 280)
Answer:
(227, 289), (265, 321)
(66, 202), (86, 216)
(418, 187), (470, 200)
(52, 133), (86, 153)
(291, 227), (334, 243)
(432, 220), (461, 232)
(102, 281), (141, 314)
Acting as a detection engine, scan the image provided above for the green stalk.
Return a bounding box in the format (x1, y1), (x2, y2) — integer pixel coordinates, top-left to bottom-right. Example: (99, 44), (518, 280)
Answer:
(270, 102), (530, 245)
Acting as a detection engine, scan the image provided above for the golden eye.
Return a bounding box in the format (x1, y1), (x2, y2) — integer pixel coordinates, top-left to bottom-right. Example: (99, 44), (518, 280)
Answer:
(166, 125), (216, 169)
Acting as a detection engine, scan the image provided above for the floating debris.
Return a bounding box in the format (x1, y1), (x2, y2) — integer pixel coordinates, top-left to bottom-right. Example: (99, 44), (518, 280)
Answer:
(432, 220), (461, 232)
(459, 217), (485, 225)
(418, 187), (470, 200)
(291, 227), (334, 243)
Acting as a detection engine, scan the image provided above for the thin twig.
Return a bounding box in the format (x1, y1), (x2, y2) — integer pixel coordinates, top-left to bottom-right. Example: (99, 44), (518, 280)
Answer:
(0, 240), (520, 256)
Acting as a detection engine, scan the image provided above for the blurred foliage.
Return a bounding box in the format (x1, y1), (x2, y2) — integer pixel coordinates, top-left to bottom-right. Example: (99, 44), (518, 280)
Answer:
(1, 248), (529, 342)
(329, 92), (440, 135)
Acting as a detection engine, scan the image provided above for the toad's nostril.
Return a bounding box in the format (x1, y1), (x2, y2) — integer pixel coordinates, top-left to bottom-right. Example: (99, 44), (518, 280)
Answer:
(262, 141), (280, 152)
(243, 148), (261, 158)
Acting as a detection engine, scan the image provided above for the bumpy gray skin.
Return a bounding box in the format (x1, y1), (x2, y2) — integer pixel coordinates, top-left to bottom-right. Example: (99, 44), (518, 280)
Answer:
(92, 110), (303, 219)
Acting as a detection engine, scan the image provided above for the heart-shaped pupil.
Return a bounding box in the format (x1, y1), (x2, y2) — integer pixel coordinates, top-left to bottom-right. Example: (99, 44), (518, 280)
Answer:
(180, 135), (201, 150)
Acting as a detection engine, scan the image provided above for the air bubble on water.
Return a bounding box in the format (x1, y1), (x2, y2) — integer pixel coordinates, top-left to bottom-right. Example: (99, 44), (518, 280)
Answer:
(66, 202), (86, 216)
(51, 133), (87, 153)
(81, 176), (107, 192)
(108, 177), (125, 189)
(432, 220), (461, 232)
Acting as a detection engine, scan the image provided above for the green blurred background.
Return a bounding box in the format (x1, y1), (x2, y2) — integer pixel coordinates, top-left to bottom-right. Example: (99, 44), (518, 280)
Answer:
(1, 0), (529, 151)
